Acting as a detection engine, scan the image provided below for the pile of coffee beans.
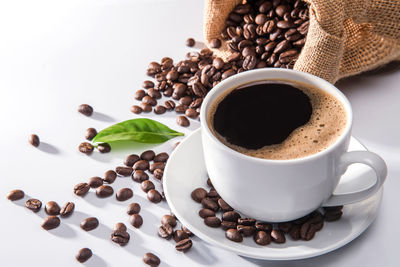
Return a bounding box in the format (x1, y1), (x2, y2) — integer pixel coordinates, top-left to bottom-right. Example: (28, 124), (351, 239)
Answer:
(191, 178), (343, 245)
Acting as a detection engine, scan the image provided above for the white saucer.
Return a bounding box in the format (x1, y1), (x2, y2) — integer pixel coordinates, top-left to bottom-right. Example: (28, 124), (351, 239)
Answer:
(163, 129), (383, 260)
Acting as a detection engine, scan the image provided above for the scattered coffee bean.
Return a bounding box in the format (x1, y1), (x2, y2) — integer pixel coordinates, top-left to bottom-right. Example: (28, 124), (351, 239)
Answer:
(153, 169), (163, 180)
(114, 222), (127, 232)
(88, 176), (103, 188)
(222, 211), (241, 222)
(154, 152), (169, 162)
(141, 180), (155, 193)
(141, 150), (156, 161)
(238, 218), (256, 226)
(111, 230), (130, 246)
(154, 105), (166, 114)
(164, 100), (176, 110)
(147, 189), (162, 203)
(221, 221), (237, 230)
(204, 216), (221, 227)
(80, 217), (99, 231)
(96, 185), (114, 198)
(181, 225), (194, 237)
(271, 229), (286, 243)
(76, 248), (92, 263)
(98, 143), (111, 153)
(177, 116), (190, 127)
(206, 178), (213, 187)
(255, 222), (272, 232)
(143, 252), (160, 267)
(45, 201), (60, 215)
(175, 105), (188, 114)
(218, 198), (233, 211)
(74, 183), (90, 196)
(210, 38), (222, 48)
(41, 216), (60, 230)
(78, 104), (93, 116)
(289, 224), (301, 240)
(278, 222), (293, 233)
(85, 128), (97, 141)
(185, 108), (199, 119)
(199, 208), (215, 218)
(323, 205), (343, 212)
(300, 222), (318, 241)
(116, 188), (133, 201)
(324, 208), (343, 221)
(142, 95), (157, 106)
(186, 38), (195, 47)
(173, 230), (189, 242)
(158, 224), (173, 239)
(133, 160), (150, 171)
(142, 80), (154, 89)
(25, 198), (42, 212)
(237, 225), (256, 237)
(132, 170), (149, 182)
(7, 189), (24, 201)
(78, 142), (94, 155)
(135, 89), (146, 100)
(201, 198), (219, 212)
(225, 228), (243, 242)
(175, 238), (192, 252)
(207, 188), (220, 199)
(124, 154), (140, 167)
(191, 188), (207, 203)
(254, 231), (271, 245)
(131, 105), (143, 114)
(29, 134), (40, 147)
(149, 162), (165, 173)
(130, 214), (143, 228)
(127, 202), (141, 215)
(161, 215), (177, 227)
(60, 202), (75, 217)
(116, 166), (133, 176)
(141, 103), (152, 112)
(104, 170), (117, 184)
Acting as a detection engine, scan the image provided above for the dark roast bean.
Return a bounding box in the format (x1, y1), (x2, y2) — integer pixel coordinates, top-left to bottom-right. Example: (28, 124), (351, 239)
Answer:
(243, 55), (257, 70)
(135, 89), (146, 100)
(278, 222), (293, 233)
(192, 82), (207, 97)
(166, 70), (179, 81)
(301, 222), (318, 241)
(237, 225), (256, 237)
(217, 199), (233, 211)
(210, 38), (221, 48)
(98, 143), (111, 153)
(133, 160), (149, 171)
(142, 96), (157, 106)
(222, 211), (241, 222)
(207, 188), (220, 199)
(85, 128), (97, 141)
(140, 103), (152, 112)
(76, 248), (92, 263)
(147, 189), (162, 203)
(179, 96), (192, 106)
(25, 198), (42, 212)
(7, 189), (24, 201)
(323, 205), (343, 212)
(189, 98), (203, 109)
(141, 150), (155, 161)
(147, 62), (161, 76)
(78, 104), (93, 116)
(143, 252), (160, 267)
(207, 178), (213, 187)
(88, 176), (103, 188)
(80, 217), (99, 231)
(255, 222), (273, 232)
(41, 216), (60, 230)
(274, 39), (290, 54)
(132, 170), (149, 182)
(127, 202), (141, 215)
(204, 216), (221, 227)
(74, 183), (90, 196)
(225, 228), (243, 242)
(60, 202), (75, 217)
(124, 154), (140, 167)
(161, 214), (177, 227)
(148, 88), (162, 99)
(104, 170), (117, 184)
(164, 100), (176, 110)
(289, 224), (301, 240)
(186, 38), (195, 47)
(221, 221), (237, 230)
(154, 105), (166, 114)
(181, 225), (194, 237)
(201, 198), (219, 212)
(158, 224), (173, 239)
(141, 180), (155, 193)
(308, 211), (324, 224)
(185, 108), (199, 119)
(78, 142), (94, 155)
(279, 49), (299, 63)
(149, 162), (165, 173)
(142, 80), (154, 89)
(29, 134), (40, 147)
(130, 214), (143, 228)
(114, 222), (127, 232)
(271, 229), (286, 243)
(111, 230), (130, 246)
(154, 152), (169, 162)
(277, 20), (294, 29)
(116, 166), (133, 176)
(116, 188), (133, 201)
(275, 5), (289, 17)
(324, 210), (343, 221)
(254, 231), (271, 245)
(96, 185), (114, 198)
(153, 169), (163, 180)
(313, 220), (324, 231)
(175, 104), (188, 114)
(173, 230), (189, 242)
(238, 218), (256, 226)
(45, 201), (60, 215)
(259, 1), (272, 13)
(199, 208), (215, 218)
(175, 238), (192, 252)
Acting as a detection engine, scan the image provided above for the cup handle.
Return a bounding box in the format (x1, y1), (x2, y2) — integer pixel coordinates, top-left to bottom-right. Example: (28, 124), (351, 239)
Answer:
(323, 151), (387, 207)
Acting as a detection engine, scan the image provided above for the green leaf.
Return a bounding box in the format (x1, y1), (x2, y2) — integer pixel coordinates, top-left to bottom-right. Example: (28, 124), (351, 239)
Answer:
(92, 118), (184, 144)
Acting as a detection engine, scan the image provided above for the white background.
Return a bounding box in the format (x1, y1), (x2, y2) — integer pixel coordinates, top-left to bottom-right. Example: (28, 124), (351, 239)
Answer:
(0, 0), (399, 266)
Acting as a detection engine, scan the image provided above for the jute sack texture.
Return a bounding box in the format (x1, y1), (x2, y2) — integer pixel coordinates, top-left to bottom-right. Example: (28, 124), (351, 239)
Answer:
(204, 0), (400, 83)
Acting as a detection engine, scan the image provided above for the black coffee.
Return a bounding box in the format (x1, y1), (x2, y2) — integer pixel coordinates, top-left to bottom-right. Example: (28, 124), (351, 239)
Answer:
(211, 82), (312, 149)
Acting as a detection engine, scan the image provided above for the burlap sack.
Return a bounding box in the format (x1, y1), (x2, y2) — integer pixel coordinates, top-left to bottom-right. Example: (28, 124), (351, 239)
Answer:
(204, 0), (400, 83)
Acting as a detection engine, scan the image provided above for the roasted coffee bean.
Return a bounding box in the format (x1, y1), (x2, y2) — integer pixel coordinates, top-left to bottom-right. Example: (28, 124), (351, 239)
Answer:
(76, 248), (92, 263)
(124, 154), (140, 167)
(104, 170), (117, 184)
(147, 189), (162, 203)
(116, 166), (133, 176)
(142, 96), (157, 106)
(132, 170), (149, 183)
(238, 218), (256, 226)
(25, 198), (42, 212)
(185, 108), (199, 119)
(271, 229), (286, 243)
(278, 222), (293, 233)
(161, 215), (177, 227)
(179, 96), (192, 106)
(116, 188), (133, 201)
(154, 152), (169, 162)
(199, 208), (215, 218)
(111, 230), (130, 246)
(323, 205), (343, 212)
(225, 228), (243, 242)
(210, 38), (221, 48)
(237, 225), (256, 237)
(173, 230), (189, 242)
(130, 214), (143, 228)
(141, 180), (155, 193)
(175, 104), (188, 114)
(135, 89), (146, 100)
(7, 189), (24, 201)
(313, 220), (324, 231)
(96, 185), (114, 198)
(217, 199), (233, 211)
(45, 201), (60, 215)
(98, 143), (111, 153)
(78, 104), (93, 116)
(255, 222), (273, 232)
(142, 80), (154, 89)
(279, 49), (298, 63)
(181, 225), (194, 237)
(141, 103), (152, 112)
(289, 224), (301, 240)
(148, 88), (162, 99)
(127, 202), (141, 215)
(74, 183), (90, 196)
(204, 216), (221, 227)
(207, 188), (220, 199)
(153, 169), (163, 180)
(88, 176), (103, 188)
(166, 69), (179, 81)
(80, 217), (99, 231)
(192, 82), (207, 97)
(242, 55), (257, 70)
(85, 128), (97, 141)
(29, 134), (40, 147)
(154, 105), (166, 114)
(201, 198), (219, 212)
(149, 162), (165, 173)
(164, 100), (176, 110)
(254, 230), (271, 245)
(206, 178), (213, 187)
(301, 222), (318, 241)
(293, 214), (311, 225)
(186, 38), (195, 47)
(60, 202), (75, 217)
(143, 252), (160, 267)
(147, 62), (161, 76)
(175, 238), (192, 252)
(141, 150), (155, 161)
(277, 20), (294, 29)
(221, 221), (237, 230)
(324, 210), (343, 221)
(133, 160), (149, 171)
(222, 211), (241, 222)
(308, 211), (324, 224)
(114, 222), (127, 232)
(259, 1), (272, 13)
(189, 98), (203, 109)
(158, 224), (173, 239)
(78, 142), (94, 155)
(41, 216), (60, 230)
(274, 39), (290, 54)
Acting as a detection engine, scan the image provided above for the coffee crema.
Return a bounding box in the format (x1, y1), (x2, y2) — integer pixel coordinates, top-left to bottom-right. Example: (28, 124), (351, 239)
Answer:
(208, 80), (347, 160)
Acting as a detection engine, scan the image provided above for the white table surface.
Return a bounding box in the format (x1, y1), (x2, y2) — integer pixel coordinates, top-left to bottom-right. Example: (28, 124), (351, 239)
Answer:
(0, 0), (399, 266)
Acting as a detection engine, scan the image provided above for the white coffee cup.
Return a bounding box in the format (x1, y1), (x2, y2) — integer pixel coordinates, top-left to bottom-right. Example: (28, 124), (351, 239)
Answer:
(200, 68), (387, 222)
